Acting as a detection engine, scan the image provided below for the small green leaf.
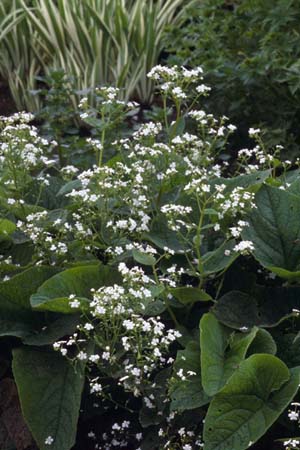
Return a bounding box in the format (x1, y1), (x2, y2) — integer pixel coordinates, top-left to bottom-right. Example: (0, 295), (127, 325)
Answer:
(0, 218), (16, 240)
(143, 217), (186, 253)
(170, 287), (212, 304)
(200, 313), (257, 396)
(203, 355), (300, 450)
(169, 116), (185, 139)
(132, 249), (156, 266)
(13, 348), (85, 450)
(202, 240), (238, 275)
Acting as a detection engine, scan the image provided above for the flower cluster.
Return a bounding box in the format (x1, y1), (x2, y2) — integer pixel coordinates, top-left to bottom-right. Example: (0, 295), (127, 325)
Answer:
(54, 262), (181, 399)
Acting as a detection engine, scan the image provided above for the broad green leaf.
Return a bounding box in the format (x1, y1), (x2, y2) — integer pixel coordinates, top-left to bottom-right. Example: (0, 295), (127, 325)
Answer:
(13, 348), (85, 450)
(0, 320), (33, 339)
(247, 328), (277, 356)
(213, 288), (300, 329)
(203, 355), (300, 450)
(243, 185), (300, 279)
(0, 266), (58, 324)
(202, 240), (238, 275)
(23, 315), (80, 346)
(169, 287), (212, 305)
(170, 341), (210, 411)
(30, 264), (119, 313)
(132, 249), (156, 266)
(200, 313), (257, 396)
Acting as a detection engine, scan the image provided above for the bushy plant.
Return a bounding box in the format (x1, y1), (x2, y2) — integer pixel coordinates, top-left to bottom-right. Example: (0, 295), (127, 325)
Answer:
(1, 66), (300, 450)
(164, 0), (300, 158)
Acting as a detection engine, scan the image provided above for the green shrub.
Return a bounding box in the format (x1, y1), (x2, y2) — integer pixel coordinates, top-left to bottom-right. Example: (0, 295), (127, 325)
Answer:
(165, 0), (300, 157)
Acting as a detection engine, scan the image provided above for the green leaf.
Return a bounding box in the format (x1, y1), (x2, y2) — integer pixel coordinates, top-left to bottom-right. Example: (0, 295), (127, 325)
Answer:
(0, 218), (16, 240)
(0, 266), (58, 324)
(170, 341), (210, 411)
(169, 287), (212, 305)
(169, 116), (185, 139)
(13, 348), (85, 450)
(213, 170), (271, 192)
(243, 185), (300, 279)
(203, 355), (300, 450)
(30, 264), (119, 313)
(200, 313), (257, 396)
(23, 315), (80, 346)
(132, 249), (156, 266)
(202, 240), (238, 275)
(143, 217), (186, 253)
(213, 288), (300, 329)
(57, 179), (82, 197)
(144, 299), (166, 316)
(247, 328), (277, 356)
(0, 320), (33, 339)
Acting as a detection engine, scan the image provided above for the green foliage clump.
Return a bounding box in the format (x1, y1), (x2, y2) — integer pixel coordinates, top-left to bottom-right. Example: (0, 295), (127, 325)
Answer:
(165, 0), (300, 156)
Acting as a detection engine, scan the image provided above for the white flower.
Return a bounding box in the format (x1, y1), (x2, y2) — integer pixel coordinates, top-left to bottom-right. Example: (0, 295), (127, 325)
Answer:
(234, 240), (254, 255)
(69, 299), (80, 308)
(248, 127), (261, 137)
(288, 410), (299, 421)
(45, 436), (54, 445)
(77, 351), (87, 361)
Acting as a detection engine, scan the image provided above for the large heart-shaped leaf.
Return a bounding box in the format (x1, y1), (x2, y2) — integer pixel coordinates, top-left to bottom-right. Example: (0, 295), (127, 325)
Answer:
(23, 315), (80, 346)
(13, 348), (85, 450)
(203, 355), (300, 450)
(200, 313), (257, 396)
(30, 264), (119, 313)
(213, 288), (300, 329)
(170, 341), (210, 411)
(0, 266), (58, 338)
(243, 184), (300, 279)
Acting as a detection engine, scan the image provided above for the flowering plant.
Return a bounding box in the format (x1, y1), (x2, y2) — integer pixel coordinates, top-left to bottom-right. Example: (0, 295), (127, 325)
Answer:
(1, 66), (300, 450)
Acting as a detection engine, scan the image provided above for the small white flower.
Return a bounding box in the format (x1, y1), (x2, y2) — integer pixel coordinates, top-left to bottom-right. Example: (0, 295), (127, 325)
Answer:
(288, 410), (299, 421)
(249, 127), (261, 137)
(45, 436), (54, 445)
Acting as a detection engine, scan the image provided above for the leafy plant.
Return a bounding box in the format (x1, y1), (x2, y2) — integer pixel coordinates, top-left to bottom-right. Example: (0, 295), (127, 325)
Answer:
(165, 0), (300, 158)
(1, 66), (300, 449)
